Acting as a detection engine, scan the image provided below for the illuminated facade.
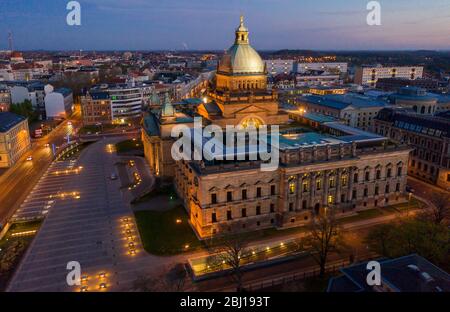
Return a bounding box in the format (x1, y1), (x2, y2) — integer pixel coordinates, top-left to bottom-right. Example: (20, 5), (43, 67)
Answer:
(0, 112), (31, 168)
(355, 65), (423, 87)
(142, 16), (411, 239)
(197, 16), (289, 129)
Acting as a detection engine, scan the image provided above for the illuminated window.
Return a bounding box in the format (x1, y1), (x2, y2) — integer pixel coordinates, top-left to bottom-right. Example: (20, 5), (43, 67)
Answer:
(327, 195), (334, 205)
(302, 182), (308, 193)
(329, 177), (335, 188)
(342, 175), (348, 186)
(316, 179), (322, 191)
(289, 182), (296, 194)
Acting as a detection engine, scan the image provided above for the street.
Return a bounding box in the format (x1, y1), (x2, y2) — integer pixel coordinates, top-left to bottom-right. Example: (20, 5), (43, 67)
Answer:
(0, 113), (81, 227)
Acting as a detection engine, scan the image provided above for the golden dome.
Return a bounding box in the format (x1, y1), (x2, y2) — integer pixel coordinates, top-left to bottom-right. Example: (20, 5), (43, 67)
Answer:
(217, 16), (266, 75)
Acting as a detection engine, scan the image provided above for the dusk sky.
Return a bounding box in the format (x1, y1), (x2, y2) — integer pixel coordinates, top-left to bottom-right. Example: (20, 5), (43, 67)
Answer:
(1, 0), (449, 51)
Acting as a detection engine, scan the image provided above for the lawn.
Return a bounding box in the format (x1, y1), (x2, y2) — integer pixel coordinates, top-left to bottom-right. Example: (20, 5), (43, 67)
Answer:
(131, 182), (176, 205)
(134, 205), (202, 256)
(115, 139), (143, 153)
(134, 199), (425, 257)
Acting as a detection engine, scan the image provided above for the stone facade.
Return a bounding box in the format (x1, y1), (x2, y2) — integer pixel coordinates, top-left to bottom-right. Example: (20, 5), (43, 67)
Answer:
(175, 143), (410, 238)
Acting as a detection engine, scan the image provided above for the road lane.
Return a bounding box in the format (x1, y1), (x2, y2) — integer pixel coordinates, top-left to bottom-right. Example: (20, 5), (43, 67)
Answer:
(0, 115), (82, 227)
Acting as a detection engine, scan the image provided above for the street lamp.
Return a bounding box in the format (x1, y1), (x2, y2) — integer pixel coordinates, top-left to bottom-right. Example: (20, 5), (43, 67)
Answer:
(407, 192), (412, 216)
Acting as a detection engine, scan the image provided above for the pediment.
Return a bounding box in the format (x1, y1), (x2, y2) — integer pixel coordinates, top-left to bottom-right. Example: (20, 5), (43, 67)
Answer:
(233, 105), (268, 115)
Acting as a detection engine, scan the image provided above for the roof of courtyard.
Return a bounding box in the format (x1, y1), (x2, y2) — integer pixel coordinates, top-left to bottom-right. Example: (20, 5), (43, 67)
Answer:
(301, 93), (388, 110)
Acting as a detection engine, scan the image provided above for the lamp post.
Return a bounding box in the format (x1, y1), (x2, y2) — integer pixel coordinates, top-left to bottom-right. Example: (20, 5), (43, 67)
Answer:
(407, 191), (412, 216)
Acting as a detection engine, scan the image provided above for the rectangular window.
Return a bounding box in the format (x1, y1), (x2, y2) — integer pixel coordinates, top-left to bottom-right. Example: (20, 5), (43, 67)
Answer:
(270, 204), (275, 213)
(211, 194), (217, 204)
(211, 212), (217, 223)
(387, 168), (392, 178)
(256, 187), (262, 198)
(376, 170), (381, 179)
(397, 167), (402, 177)
(289, 182), (296, 194)
(241, 208), (247, 217)
(385, 184), (390, 194)
(303, 182), (308, 193)
(354, 173), (358, 183)
(329, 178), (335, 188)
(342, 176), (348, 187)
(396, 183), (400, 192)
(227, 191), (232, 202)
(316, 180), (322, 191)
(302, 200), (307, 209)
(375, 186), (379, 195)
(364, 188), (368, 197)
(352, 189), (357, 200)
(242, 189), (247, 200)
(365, 172), (370, 181)
(327, 195), (334, 205)
(256, 206), (261, 215)
(227, 210), (232, 221)
(270, 185), (276, 196)
(289, 203), (294, 211)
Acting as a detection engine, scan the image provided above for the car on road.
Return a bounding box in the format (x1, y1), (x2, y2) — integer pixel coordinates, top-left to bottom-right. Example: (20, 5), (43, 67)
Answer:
(26, 156), (33, 161)
(110, 173), (118, 180)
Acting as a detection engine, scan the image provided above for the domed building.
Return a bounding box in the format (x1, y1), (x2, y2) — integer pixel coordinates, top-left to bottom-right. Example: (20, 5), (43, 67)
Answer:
(198, 16), (289, 128)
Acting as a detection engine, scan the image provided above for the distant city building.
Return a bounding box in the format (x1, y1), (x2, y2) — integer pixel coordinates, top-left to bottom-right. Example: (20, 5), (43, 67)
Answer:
(328, 254), (450, 292)
(297, 93), (388, 131)
(3, 81), (53, 120)
(264, 59), (295, 76)
(376, 77), (440, 92)
(295, 71), (342, 87)
(355, 65), (424, 87)
(84, 83), (143, 124)
(0, 85), (11, 112)
(108, 84), (143, 123)
(44, 88), (73, 119)
(0, 65), (14, 81)
(9, 51), (24, 64)
(81, 91), (112, 125)
(387, 87), (439, 115)
(375, 107), (450, 190)
(11, 63), (45, 81)
(0, 112), (31, 168)
(294, 62), (347, 74)
(309, 86), (347, 95)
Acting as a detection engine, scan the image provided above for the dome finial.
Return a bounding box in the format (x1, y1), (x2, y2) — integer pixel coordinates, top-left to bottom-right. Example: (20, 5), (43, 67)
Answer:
(235, 14), (249, 44)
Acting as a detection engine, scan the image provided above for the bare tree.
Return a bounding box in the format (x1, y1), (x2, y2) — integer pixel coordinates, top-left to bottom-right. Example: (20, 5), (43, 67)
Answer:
(424, 193), (450, 225)
(206, 221), (251, 292)
(304, 209), (343, 277)
(131, 263), (187, 292)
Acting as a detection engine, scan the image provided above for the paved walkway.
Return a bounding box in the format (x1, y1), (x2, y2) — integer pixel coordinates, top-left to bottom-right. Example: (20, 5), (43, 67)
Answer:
(7, 138), (174, 292)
